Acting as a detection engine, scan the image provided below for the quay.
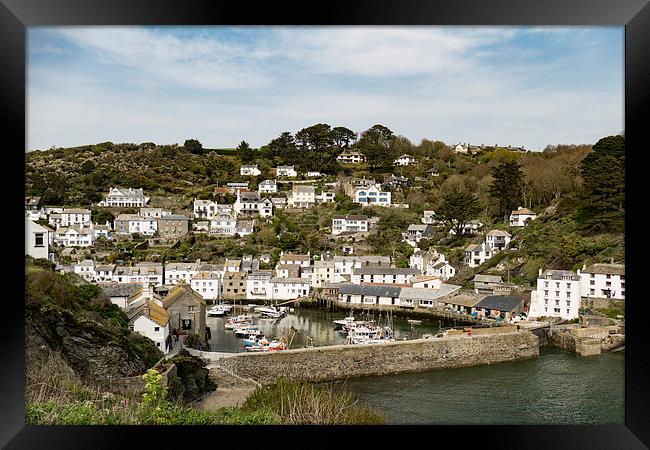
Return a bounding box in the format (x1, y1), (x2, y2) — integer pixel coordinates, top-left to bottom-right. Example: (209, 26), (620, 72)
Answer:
(189, 326), (539, 385)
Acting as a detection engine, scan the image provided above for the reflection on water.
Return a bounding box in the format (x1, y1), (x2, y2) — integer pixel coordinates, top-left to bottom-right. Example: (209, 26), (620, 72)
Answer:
(206, 308), (440, 353)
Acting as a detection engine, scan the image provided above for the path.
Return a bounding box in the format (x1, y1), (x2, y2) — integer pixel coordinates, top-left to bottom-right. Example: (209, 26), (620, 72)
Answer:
(191, 367), (258, 410)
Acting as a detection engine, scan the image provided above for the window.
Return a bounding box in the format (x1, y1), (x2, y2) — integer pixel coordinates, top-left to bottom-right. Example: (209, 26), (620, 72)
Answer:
(34, 233), (44, 247)
(188, 306), (195, 313)
(555, 291), (560, 297)
(566, 309), (570, 315)
(590, 273), (595, 278)
(555, 300), (559, 306)
(590, 280), (595, 285)
(566, 292), (571, 297)
(154, 327), (159, 331)
(606, 274), (611, 279)
(554, 308), (560, 313)
(590, 289), (595, 295)
(544, 290), (549, 296)
(566, 301), (571, 306)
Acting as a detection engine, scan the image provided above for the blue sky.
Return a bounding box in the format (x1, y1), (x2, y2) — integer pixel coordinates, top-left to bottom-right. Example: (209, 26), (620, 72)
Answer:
(27, 26), (623, 152)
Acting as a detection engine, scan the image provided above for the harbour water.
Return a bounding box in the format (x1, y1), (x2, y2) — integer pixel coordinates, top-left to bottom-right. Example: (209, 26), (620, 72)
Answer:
(205, 308), (624, 425)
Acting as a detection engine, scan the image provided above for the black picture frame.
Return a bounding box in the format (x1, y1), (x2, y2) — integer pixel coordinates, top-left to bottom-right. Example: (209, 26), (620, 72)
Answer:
(4, 0), (649, 447)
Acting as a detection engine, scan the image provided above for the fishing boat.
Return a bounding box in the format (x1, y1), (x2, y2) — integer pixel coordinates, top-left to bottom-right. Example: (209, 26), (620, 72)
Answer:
(255, 305), (288, 319)
(242, 335), (268, 347)
(234, 325), (262, 337)
(224, 315), (254, 329)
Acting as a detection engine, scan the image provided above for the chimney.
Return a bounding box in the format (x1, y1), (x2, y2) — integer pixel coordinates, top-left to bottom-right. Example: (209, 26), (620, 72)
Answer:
(538, 268), (542, 277)
(610, 257), (614, 264)
(582, 263), (586, 271)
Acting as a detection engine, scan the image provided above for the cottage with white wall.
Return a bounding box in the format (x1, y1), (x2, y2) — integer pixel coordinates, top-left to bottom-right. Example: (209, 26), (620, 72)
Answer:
(191, 271), (221, 301)
(258, 180), (277, 194)
(269, 277), (310, 300)
(333, 255), (392, 282)
(509, 207), (537, 227)
(579, 262), (625, 300)
(246, 270), (274, 300)
(394, 154), (416, 166)
(276, 165), (297, 177)
(351, 267), (420, 285)
(53, 224), (94, 247)
(337, 151), (365, 164)
(128, 300), (171, 354)
(114, 214), (158, 236)
(74, 260), (96, 282)
(26, 219), (54, 260)
(485, 229), (512, 251)
(464, 242), (494, 268)
(529, 269), (581, 320)
(240, 164), (261, 176)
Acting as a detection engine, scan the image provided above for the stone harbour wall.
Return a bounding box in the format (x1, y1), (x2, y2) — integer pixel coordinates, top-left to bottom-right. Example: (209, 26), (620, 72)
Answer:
(215, 331), (539, 384)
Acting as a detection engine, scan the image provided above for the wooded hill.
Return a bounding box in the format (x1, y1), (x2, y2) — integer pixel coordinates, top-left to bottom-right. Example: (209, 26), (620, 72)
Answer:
(25, 126), (624, 287)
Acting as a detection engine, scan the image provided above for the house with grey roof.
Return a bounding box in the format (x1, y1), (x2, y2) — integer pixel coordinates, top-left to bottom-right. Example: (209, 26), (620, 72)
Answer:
(474, 295), (525, 321)
(485, 229), (512, 251)
(530, 269), (581, 320)
(332, 215), (369, 235)
(402, 224), (436, 247)
(98, 187), (149, 207)
(351, 267), (419, 285)
(579, 261), (625, 300)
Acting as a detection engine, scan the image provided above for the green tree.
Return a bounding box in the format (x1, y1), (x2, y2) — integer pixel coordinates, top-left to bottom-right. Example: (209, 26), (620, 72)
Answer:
(80, 160), (96, 174)
(436, 191), (481, 236)
(580, 135), (624, 212)
(488, 160), (525, 218)
(357, 124), (394, 171)
(237, 140), (254, 163)
(330, 126), (356, 149)
(295, 123), (334, 171)
(184, 139), (203, 155)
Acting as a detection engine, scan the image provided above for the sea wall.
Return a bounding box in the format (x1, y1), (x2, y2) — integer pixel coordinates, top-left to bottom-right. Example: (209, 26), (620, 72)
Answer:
(214, 330), (539, 384)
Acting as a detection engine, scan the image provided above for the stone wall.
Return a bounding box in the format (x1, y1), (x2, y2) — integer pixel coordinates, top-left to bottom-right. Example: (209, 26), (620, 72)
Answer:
(215, 331), (539, 384)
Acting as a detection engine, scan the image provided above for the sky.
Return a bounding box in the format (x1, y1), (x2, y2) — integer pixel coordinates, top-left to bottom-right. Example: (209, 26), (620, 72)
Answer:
(26, 26), (624, 152)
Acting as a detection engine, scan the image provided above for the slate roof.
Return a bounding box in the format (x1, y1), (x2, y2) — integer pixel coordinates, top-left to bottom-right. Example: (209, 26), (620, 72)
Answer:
(486, 229), (512, 237)
(473, 274), (503, 283)
(333, 215), (368, 221)
(352, 267), (419, 276)
(511, 208), (536, 215)
(441, 294), (479, 307)
(162, 283), (206, 308)
(540, 270), (580, 281)
(582, 263), (625, 276)
(474, 295), (524, 312)
(335, 284), (403, 297)
(399, 284), (461, 300)
(98, 282), (143, 298)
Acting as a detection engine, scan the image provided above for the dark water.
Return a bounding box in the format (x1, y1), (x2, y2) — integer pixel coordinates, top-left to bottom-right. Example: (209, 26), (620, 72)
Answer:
(343, 347), (624, 425)
(205, 308), (624, 425)
(206, 308), (440, 352)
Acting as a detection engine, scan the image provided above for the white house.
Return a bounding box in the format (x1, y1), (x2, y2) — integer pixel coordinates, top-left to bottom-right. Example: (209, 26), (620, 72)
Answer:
(258, 180), (277, 194)
(191, 271), (221, 301)
(74, 260), (96, 282)
(421, 210), (441, 225)
(278, 252), (311, 269)
(333, 255), (392, 282)
(287, 185), (316, 208)
(25, 219), (54, 260)
(276, 165), (297, 177)
(165, 261), (200, 285)
(114, 214), (158, 236)
(193, 200), (218, 220)
(235, 220), (255, 236)
(315, 191), (336, 203)
(95, 264), (116, 282)
(53, 224), (94, 247)
(409, 249), (456, 281)
(529, 269), (581, 320)
(337, 151), (365, 164)
(509, 207), (537, 227)
(246, 270), (274, 300)
(98, 187), (149, 207)
(306, 171), (322, 177)
(269, 277), (310, 300)
(331, 215), (369, 235)
(93, 222), (112, 240)
(429, 259), (456, 281)
(453, 143), (469, 154)
(351, 267), (420, 285)
(464, 242), (494, 268)
(394, 154), (416, 166)
(259, 197), (274, 218)
(130, 300), (171, 354)
(210, 214), (237, 236)
(402, 224), (435, 247)
(485, 229), (512, 251)
(112, 263), (164, 286)
(354, 184), (392, 207)
(579, 262), (625, 300)
(410, 275), (443, 290)
(240, 165), (261, 176)
(59, 209), (92, 227)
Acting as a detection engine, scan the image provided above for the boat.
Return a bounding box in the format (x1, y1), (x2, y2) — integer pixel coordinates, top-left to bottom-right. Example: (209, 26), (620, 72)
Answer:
(255, 305), (287, 319)
(224, 315), (255, 329)
(345, 325), (395, 345)
(333, 316), (356, 328)
(234, 326), (262, 337)
(207, 305), (228, 317)
(242, 335), (268, 347)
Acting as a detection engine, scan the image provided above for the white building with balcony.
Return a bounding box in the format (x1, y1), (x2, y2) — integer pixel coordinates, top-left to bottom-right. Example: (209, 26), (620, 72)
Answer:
(509, 207), (537, 227)
(331, 215), (369, 235)
(287, 185), (316, 208)
(246, 270), (274, 300)
(258, 179), (277, 194)
(394, 154), (416, 166)
(240, 165), (261, 176)
(98, 187), (149, 207)
(191, 271), (221, 301)
(276, 165), (297, 177)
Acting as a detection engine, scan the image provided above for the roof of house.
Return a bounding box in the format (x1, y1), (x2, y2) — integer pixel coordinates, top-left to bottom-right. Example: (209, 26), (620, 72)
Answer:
(540, 269), (580, 281)
(473, 274), (503, 283)
(410, 275), (441, 283)
(333, 255), (391, 263)
(192, 271), (219, 280)
(335, 283), (403, 297)
(293, 185), (315, 193)
(396, 154), (413, 159)
(98, 282), (143, 298)
(270, 277), (310, 284)
(511, 207), (536, 215)
(95, 264), (116, 272)
(407, 224), (434, 233)
(486, 229), (512, 237)
(162, 283), (206, 308)
(63, 208), (91, 214)
(146, 300), (170, 327)
(474, 295), (524, 312)
(465, 243), (483, 252)
(333, 215), (368, 221)
(77, 259), (95, 267)
(442, 294), (479, 307)
(582, 263), (625, 276)
(280, 254), (310, 261)
(352, 267), (419, 276)
(277, 165), (295, 170)
(400, 284), (462, 300)
(158, 214), (189, 221)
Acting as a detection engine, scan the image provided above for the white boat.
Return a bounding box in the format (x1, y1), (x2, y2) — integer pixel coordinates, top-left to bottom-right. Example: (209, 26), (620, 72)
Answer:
(207, 305), (228, 317)
(333, 316), (355, 327)
(225, 315), (254, 329)
(234, 326), (262, 337)
(255, 305), (287, 318)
